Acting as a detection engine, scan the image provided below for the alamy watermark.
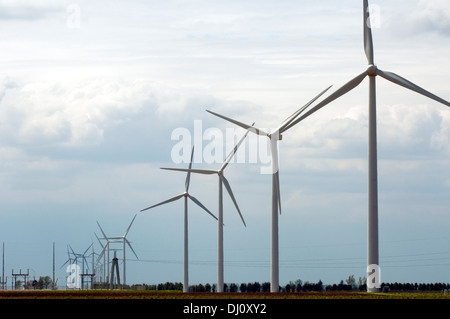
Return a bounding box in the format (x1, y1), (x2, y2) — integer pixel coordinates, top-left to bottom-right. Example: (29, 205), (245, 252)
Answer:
(67, 4), (81, 29)
(366, 4), (382, 29)
(66, 264), (81, 289)
(367, 264), (381, 289)
(171, 120), (278, 174)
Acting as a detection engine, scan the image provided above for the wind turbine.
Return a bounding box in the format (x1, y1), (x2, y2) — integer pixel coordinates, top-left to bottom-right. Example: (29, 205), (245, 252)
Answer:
(96, 214), (139, 288)
(160, 125), (252, 292)
(96, 222), (115, 285)
(60, 244), (92, 289)
(95, 226), (114, 284)
(94, 233), (106, 283)
(140, 146), (218, 293)
(283, 0), (450, 292)
(207, 86), (332, 292)
(61, 244), (92, 273)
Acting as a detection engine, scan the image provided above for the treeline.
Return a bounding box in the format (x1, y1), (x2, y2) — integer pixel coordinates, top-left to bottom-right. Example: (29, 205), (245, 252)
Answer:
(129, 280), (336, 292)
(380, 282), (450, 292)
(19, 277), (450, 292)
(12, 276), (54, 290)
(129, 280), (450, 293)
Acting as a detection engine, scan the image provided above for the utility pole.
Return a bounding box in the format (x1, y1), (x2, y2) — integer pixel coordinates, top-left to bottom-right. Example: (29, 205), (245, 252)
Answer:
(52, 242), (55, 289)
(1, 242), (5, 290)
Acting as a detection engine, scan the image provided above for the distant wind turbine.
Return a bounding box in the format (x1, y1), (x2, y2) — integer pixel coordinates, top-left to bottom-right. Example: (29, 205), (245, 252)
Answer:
(97, 214), (139, 287)
(160, 124), (253, 292)
(207, 86), (332, 292)
(95, 227), (114, 284)
(94, 232), (107, 283)
(68, 244), (93, 275)
(283, 0), (450, 292)
(60, 244), (93, 289)
(140, 146), (218, 293)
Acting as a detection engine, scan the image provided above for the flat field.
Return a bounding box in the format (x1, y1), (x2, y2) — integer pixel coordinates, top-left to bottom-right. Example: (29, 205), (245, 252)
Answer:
(1, 290), (450, 299)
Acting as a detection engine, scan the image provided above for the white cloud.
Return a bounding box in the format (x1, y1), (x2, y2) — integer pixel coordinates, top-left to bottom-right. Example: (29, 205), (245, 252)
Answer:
(0, 77), (222, 148)
(0, 146), (27, 169)
(378, 103), (450, 156)
(0, 0), (64, 20)
(387, 0), (450, 37)
(414, 0), (450, 36)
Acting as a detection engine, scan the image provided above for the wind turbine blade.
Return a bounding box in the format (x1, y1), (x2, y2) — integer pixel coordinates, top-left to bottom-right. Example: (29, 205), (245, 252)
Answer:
(185, 146), (195, 192)
(124, 213), (137, 237)
(364, 0), (374, 65)
(161, 167), (217, 175)
(220, 175), (246, 227)
(275, 171), (282, 215)
(377, 69), (450, 107)
(83, 243), (93, 256)
(140, 193), (185, 212)
(284, 71), (368, 130)
(60, 259), (71, 269)
(220, 123), (254, 172)
(96, 221), (108, 240)
(207, 110), (269, 137)
(126, 239), (139, 260)
(95, 233), (104, 249)
(69, 244), (76, 256)
(61, 245), (73, 268)
(83, 256), (90, 272)
(187, 194), (218, 221)
(96, 243), (108, 263)
(279, 85), (333, 133)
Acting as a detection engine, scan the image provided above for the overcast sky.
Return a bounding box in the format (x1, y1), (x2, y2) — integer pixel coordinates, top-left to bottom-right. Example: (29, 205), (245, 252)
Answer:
(1, 0), (450, 288)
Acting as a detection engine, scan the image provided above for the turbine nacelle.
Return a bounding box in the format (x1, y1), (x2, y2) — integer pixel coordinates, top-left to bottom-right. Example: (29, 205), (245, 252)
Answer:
(367, 64), (377, 76)
(268, 132), (282, 141)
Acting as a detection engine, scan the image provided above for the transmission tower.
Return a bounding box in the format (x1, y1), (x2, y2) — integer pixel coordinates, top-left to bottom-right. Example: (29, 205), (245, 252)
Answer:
(109, 251), (120, 289)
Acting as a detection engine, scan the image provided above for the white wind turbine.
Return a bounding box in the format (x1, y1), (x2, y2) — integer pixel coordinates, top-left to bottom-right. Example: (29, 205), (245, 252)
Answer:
(140, 146), (218, 293)
(95, 225), (114, 284)
(94, 233), (107, 283)
(160, 125), (252, 292)
(283, 0), (450, 292)
(207, 86), (332, 292)
(97, 214), (139, 287)
(60, 244), (93, 289)
(70, 244), (93, 275)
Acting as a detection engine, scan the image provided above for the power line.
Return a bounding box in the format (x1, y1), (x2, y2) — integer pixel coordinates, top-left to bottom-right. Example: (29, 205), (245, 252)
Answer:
(126, 249), (450, 270)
